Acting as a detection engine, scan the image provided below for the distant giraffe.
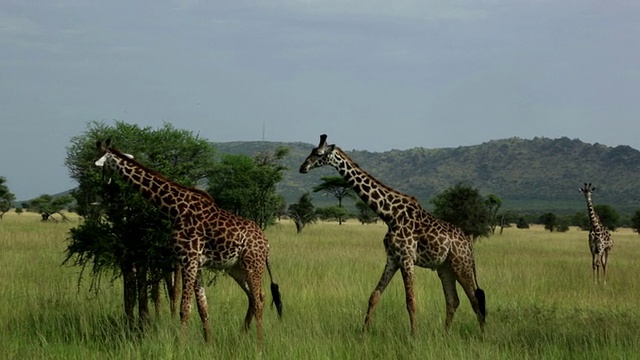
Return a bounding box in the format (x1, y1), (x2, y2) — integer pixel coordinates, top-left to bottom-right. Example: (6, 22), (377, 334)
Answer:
(300, 134), (485, 333)
(95, 139), (282, 345)
(579, 183), (613, 284)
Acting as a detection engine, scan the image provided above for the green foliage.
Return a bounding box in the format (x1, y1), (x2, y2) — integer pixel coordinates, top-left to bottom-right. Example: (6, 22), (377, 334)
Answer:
(312, 176), (355, 207)
(24, 193), (73, 221)
(0, 176), (15, 219)
(486, 194), (502, 234)
(631, 210), (640, 235)
(539, 212), (557, 232)
(288, 193), (317, 233)
(64, 120), (216, 326)
(315, 206), (351, 224)
(516, 217), (530, 229)
(431, 183), (492, 240)
(594, 204), (620, 231)
(355, 200), (378, 224)
(207, 147), (289, 230)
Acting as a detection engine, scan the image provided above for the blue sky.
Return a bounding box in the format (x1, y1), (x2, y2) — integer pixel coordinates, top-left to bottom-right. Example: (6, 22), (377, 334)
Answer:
(2, 1), (639, 200)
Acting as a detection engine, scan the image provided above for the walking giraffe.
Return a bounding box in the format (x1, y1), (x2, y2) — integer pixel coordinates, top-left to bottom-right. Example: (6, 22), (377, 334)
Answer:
(94, 139), (282, 345)
(579, 183), (613, 285)
(299, 134), (485, 333)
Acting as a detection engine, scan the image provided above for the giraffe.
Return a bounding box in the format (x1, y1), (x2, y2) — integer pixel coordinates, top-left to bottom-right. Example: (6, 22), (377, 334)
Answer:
(299, 134), (485, 333)
(579, 183), (613, 285)
(94, 139), (283, 344)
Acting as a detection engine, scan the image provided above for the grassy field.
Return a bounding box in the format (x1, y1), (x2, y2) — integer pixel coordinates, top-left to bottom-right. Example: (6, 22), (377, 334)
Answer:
(1, 212), (639, 359)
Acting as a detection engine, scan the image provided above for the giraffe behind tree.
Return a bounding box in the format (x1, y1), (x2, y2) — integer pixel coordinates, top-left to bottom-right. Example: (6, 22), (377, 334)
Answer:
(579, 183), (613, 285)
(94, 139), (282, 346)
(300, 134), (486, 333)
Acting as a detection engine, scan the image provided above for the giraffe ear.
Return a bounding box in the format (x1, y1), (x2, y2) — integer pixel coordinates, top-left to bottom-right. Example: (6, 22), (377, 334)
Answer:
(124, 153), (134, 159)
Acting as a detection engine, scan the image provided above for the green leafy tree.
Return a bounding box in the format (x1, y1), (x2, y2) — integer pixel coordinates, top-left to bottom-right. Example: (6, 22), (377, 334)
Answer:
(516, 217), (529, 229)
(312, 176), (355, 225)
(431, 183), (491, 240)
(207, 147), (289, 230)
(486, 194), (502, 234)
(64, 120), (216, 328)
(288, 193), (317, 233)
(539, 212), (557, 232)
(316, 206), (351, 224)
(355, 200), (378, 224)
(0, 177), (15, 219)
(24, 194), (73, 221)
(631, 210), (640, 235)
(593, 204), (620, 231)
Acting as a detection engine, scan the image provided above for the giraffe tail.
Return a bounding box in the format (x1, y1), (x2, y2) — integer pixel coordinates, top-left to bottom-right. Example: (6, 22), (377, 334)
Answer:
(473, 260), (487, 319)
(266, 257), (283, 319)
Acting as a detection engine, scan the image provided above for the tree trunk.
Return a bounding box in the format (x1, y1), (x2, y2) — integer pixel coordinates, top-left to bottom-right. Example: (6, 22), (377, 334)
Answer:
(121, 262), (137, 329)
(136, 265), (150, 329)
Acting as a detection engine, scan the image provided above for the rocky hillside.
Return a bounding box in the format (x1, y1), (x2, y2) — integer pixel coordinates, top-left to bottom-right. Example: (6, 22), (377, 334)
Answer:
(214, 137), (640, 214)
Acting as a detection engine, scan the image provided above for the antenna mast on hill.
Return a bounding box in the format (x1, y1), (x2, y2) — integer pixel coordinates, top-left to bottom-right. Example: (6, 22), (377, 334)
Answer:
(262, 120), (266, 141)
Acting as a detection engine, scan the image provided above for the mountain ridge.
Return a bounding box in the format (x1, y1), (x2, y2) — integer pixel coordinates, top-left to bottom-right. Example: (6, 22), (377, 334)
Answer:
(214, 137), (640, 215)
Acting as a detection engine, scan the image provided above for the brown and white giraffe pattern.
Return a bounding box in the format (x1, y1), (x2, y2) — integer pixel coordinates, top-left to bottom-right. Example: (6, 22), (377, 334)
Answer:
(95, 140), (282, 345)
(300, 134), (486, 333)
(579, 183), (613, 285)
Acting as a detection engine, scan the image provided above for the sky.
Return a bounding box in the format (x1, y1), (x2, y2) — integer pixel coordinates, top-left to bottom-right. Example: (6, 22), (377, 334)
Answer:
(1, 1), (639, 200)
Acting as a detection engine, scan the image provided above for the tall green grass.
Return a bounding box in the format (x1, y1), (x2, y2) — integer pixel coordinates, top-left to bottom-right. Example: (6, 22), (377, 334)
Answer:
(1, 212), (639, 359)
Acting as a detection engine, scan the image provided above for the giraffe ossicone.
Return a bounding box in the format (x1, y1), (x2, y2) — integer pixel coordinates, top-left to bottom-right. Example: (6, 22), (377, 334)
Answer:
(94, 139), (283, 346)
(300, 134), (486, 333)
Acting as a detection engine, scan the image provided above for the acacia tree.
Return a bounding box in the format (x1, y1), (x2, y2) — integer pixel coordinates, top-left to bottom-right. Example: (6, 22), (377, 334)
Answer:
(486, 194), (502, 234)
(288, 192), (317, 233)
(312, 176), (354, 225)
(207, 147), (289, 230)
(24, 194), (74, 221)
(64, 121), (216, 329)
(431, 183), (492, 241)
(0, 177), (15, 219)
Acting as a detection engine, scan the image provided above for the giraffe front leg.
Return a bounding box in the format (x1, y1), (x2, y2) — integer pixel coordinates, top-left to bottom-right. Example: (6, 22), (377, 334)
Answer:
(363, 258), (398, 333)
(601, 251), (609, 285)
(179, 260), (198, 341)
(195, 271), (211, 343)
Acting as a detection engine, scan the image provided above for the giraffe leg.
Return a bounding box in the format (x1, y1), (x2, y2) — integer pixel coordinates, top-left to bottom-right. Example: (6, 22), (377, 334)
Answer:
(363, 258), (399, 333)
(400, 263), (417, 335)
(228, 268), (255, 331)
(601, 251), (609, 285)
(246, 268), (266, 347)
(436, 265), (460, 331)
(195, 270), (211, 342)
(179, 260), (198, 341)
(591, 253), (598, 285)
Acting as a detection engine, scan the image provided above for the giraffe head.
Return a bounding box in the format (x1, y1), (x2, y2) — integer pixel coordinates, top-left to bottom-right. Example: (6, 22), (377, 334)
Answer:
(95, 139), (134, 181)
(299, 134), (337, 173)
(579, 182), (596, 200)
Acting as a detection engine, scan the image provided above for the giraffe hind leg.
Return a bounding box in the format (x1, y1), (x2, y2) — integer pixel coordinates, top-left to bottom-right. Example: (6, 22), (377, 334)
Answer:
(228, 268), (255, 332)
(436, 265), (460, 331)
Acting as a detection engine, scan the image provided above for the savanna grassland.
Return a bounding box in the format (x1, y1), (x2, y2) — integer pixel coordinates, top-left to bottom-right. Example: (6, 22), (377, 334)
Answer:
(1, 212), (640, 360)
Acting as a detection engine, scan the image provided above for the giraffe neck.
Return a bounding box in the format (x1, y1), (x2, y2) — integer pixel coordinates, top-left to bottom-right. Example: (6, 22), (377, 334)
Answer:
(331, 148), (416, 222)
(585, 196), (603, 230)
(109, 151), (195, 219)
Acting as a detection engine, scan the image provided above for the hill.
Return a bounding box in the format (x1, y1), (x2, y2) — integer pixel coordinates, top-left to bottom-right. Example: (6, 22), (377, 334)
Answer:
(214, 137), (640, 215)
